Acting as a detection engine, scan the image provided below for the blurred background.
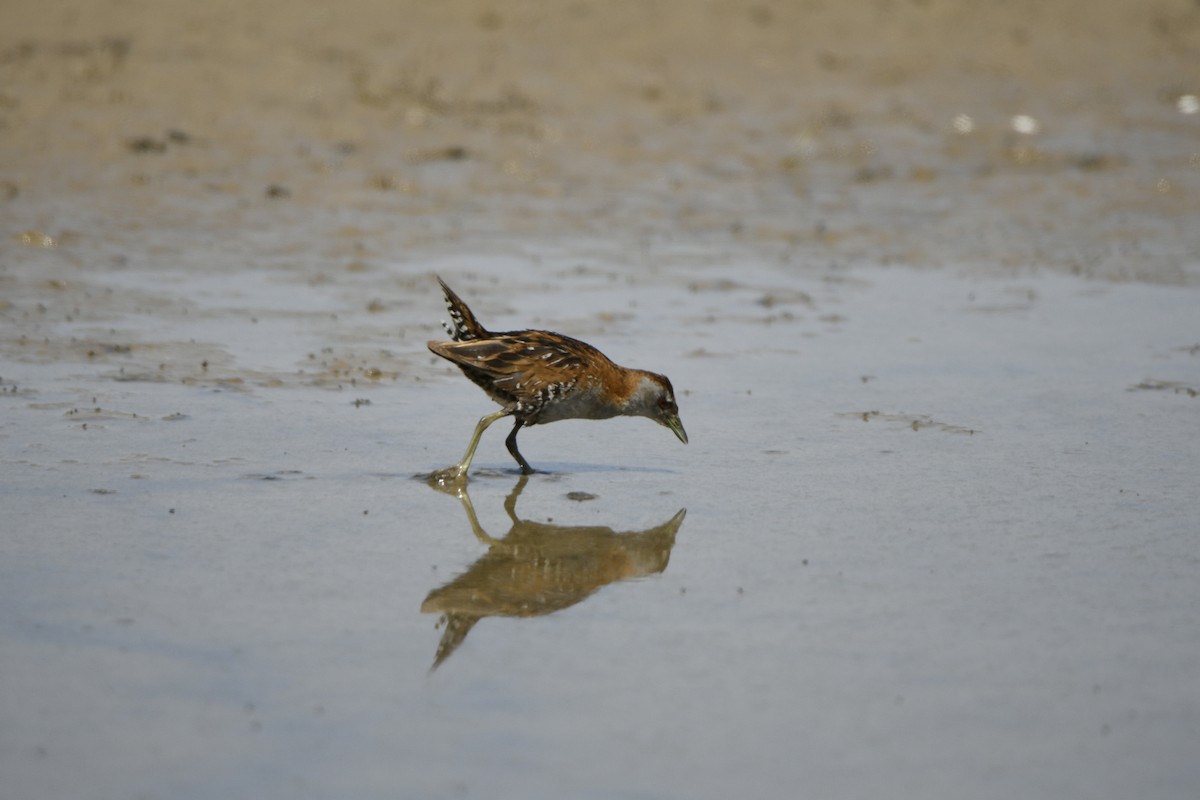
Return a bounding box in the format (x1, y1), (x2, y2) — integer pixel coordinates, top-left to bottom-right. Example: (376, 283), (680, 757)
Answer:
(4, 0), (1198, 281)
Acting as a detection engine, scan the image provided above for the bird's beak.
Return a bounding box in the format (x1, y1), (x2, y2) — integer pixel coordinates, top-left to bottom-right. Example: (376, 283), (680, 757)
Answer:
(664, 413), (688, 445)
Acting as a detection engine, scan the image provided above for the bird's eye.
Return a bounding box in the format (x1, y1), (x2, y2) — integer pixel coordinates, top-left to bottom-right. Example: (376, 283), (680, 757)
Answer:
(657, 395), (674, 411)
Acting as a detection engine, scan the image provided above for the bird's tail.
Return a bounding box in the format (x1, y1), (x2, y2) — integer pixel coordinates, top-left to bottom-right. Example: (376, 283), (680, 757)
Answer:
(437, 277), (489, 341)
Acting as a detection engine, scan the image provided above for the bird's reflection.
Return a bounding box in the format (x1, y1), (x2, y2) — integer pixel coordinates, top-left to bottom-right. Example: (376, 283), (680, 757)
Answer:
(422, 474), (686, 670)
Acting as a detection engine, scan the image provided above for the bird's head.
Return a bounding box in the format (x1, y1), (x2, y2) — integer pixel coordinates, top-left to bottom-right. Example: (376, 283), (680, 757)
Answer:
(627, 371), (688, 445)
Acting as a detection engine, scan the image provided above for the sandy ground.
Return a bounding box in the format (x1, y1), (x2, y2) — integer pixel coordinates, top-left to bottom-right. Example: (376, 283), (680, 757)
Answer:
(4, 0), (1199, 282)
(3, 2), (1200, 799)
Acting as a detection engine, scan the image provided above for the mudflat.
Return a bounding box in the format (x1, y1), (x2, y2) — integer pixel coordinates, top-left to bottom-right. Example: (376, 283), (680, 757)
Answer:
(3, 2), (1199, 799)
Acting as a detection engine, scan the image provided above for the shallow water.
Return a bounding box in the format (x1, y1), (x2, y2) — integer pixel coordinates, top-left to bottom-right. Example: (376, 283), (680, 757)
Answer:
(4, 1), (1200, 798)
(4, 255), (1199, 799)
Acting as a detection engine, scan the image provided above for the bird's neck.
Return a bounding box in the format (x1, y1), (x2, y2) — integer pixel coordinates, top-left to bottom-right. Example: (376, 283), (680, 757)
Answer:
(614, 369), (660, 415)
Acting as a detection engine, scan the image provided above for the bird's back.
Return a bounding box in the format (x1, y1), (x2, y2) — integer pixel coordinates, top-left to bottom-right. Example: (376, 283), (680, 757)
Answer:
(428, 330), (617, 421)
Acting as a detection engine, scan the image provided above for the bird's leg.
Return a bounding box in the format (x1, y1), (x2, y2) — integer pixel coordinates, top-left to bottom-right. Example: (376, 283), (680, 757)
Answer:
(432, 409), (509, 483)
(503, 473), (531, 521)
(505, 419), (535, 475)
(456, 485), (501, 546)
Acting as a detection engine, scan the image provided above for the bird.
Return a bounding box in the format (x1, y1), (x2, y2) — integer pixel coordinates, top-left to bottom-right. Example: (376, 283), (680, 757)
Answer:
(426, 277), (687, 480)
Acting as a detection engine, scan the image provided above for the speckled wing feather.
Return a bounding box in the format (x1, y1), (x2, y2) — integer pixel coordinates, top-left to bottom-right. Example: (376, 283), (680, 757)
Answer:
(428, 331), (607, 415)
(437, 277), (489, 341)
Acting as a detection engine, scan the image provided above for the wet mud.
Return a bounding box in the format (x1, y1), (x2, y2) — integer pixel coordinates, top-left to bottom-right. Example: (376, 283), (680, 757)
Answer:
(3, 2), (1200, 799)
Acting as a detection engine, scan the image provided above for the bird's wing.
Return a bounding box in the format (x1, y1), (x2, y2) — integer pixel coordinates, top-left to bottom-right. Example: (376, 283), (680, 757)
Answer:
(428, 332), (598, 399)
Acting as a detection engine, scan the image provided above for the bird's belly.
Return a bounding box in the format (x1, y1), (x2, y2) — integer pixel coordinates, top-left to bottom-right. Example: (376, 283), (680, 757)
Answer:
(528, 383), (618, 424)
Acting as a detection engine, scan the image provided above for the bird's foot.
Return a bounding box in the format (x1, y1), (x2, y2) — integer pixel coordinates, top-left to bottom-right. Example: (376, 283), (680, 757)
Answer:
(427, 463), (469, 489)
